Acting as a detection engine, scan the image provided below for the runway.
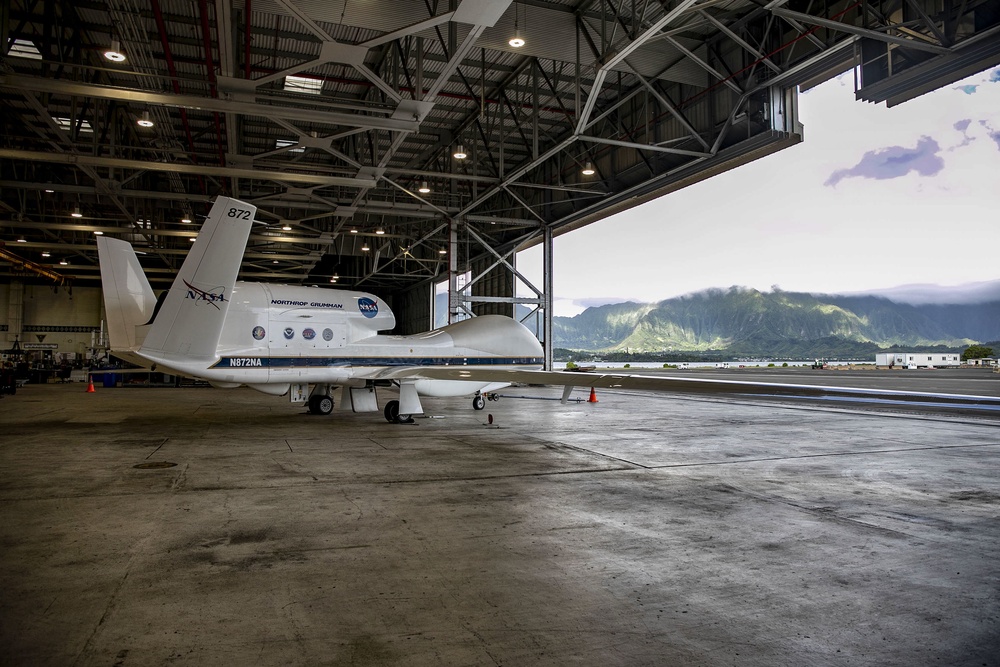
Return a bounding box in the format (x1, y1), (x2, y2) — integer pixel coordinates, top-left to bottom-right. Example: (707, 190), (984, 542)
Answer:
(1, 374), (998, 665)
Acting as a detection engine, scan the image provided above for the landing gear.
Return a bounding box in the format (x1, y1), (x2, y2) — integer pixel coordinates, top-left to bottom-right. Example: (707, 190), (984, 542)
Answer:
(383, 399), (413, 424)
(472, 394), (486, 411)
(308, 394), (334, 415)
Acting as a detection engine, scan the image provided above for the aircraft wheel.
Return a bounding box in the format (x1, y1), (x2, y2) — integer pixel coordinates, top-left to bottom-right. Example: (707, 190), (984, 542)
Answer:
(315, 395), (334, 415)
(472, 395), (486, 410)
(383, 400), (413, 424)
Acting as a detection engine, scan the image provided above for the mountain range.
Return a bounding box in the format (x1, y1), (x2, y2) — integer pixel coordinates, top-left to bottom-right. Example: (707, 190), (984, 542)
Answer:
(549, 284), (1000, 357)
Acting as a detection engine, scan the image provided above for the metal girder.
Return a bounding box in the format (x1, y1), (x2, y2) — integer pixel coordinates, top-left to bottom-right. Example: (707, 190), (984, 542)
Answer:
(0, 75), (421, 133)
(770, 8), (951, 55)
(0, 149), (377, 188)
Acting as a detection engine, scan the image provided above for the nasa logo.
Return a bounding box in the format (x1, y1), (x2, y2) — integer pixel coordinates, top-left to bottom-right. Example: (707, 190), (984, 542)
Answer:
(322, 328), (334, 341)
(358, 297), (378, 319)
(283, 327), (294, 340)
(303, 328), (316, 340)
(252, 326), (265, 340)
(183, 279), (226, 310)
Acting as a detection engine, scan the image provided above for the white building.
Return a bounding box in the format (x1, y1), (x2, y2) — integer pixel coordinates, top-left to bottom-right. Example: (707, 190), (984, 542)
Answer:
(875, 352), (962, 368)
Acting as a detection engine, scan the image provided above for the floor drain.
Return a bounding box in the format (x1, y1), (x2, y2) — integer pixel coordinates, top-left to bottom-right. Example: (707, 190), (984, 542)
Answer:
(133, 461), (177, 469)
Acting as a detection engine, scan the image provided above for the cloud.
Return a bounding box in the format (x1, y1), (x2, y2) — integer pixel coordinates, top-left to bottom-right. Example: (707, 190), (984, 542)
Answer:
(955, 84), (978, 95)
(991, 69), (1000, 83)
(954, 119), (972, 132)
(979, 120), (1000, 150)
(824, 136), (945, 187)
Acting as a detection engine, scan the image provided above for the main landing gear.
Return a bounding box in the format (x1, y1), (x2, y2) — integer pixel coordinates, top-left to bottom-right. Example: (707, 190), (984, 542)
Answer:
(383, 400), (414, 424)
(472, 392), (500, 410)
(308, 394), (334, 415)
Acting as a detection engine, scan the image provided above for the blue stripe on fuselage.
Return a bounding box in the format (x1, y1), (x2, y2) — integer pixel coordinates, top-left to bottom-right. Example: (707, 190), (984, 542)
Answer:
(211, 356), (545, 369)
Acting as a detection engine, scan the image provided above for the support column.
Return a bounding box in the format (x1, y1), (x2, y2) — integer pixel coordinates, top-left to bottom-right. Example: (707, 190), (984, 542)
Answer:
(543, 225), (553, 370)
(448, 217), (460, 324)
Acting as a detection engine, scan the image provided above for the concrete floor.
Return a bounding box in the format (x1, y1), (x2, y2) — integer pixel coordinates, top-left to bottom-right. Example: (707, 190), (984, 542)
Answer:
(1, 379), (998, 666)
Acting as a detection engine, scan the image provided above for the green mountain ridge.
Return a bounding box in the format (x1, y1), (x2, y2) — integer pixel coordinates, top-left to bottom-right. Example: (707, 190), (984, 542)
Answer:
(553, 287), (1000, 356)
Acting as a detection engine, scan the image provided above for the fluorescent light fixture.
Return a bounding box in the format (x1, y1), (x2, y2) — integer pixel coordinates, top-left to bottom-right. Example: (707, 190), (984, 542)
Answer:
(59, 259), (69, 265)
(276, 139), (305, 153)
(137, 111), (154, 128)
(418, 181), (431, 194)
(11, 39), (42, 60)
(71, 206), (83, 218)
(41, 252), (51, 258)
(375, 228), (385, 235)
(350, 228), (358, 234)
(281, 224), (292, 231)
(54, 117), (93, 133)
(17, 236), (26, 243)
(181, 215), (192, 224)
(189, 236), (197, 242)
(582, 161), (595, 176)
(284, 75), (322, 95)
(44, 188), (54, 193)
(438, 248), (447, 254)
(104, 39), (126, 62)
(93, 230), (103, 235)
(453, 145), (467, 159)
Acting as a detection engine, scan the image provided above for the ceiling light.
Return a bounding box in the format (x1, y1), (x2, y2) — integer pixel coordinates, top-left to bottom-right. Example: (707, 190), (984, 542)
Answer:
(281, 224), (292, 231)
(361, 242), (370, 252)
(350, 228), (358, 234)
(189, 236), (197, 242)
(17, 236), (26, 243)
(104, 39), (126, 62)
(418, 181), (431, 194)
(59, 259), (69, 265)
(438, 248), (447, 254)
(41, 252), (50, 258)
(453, 145), (467, 160)
(71, 206), (83, 218)
(93, 230), (103, 235)
(582, 161), (595, 176)
(44, 187), (54, 194)
(509, 4), (525, 48)
(375, 228), (385, 235)
(272, 259), (279, 264)
(137, 111), (154, 128)
(181, 215), (192, 224)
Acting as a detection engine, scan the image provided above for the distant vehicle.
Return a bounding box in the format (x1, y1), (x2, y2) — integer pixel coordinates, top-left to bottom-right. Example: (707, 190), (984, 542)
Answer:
(811, 359), (827, 369)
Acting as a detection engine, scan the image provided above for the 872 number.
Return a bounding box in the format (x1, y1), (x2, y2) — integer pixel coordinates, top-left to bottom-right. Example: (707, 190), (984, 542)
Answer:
(227, 208), (252, 220)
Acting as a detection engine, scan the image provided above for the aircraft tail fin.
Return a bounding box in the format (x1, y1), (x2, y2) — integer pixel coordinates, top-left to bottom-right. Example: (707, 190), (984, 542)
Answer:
(97, 236), (157, 352)
(139, 197), (257, 362)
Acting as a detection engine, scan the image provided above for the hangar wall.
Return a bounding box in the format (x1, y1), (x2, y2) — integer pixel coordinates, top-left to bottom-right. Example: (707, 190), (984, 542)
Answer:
(1, 284), (102, 359)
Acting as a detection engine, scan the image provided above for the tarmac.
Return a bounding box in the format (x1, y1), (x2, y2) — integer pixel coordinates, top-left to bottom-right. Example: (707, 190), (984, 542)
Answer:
(1, 370), (998, 666)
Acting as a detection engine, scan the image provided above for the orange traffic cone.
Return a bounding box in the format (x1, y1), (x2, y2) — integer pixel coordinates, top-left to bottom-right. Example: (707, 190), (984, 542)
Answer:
(86, 375), (95, 393)
(588, 387), (598, 403)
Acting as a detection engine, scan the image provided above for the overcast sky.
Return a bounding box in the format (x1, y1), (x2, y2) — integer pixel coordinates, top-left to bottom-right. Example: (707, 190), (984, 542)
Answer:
(518, 66), (1000, 317)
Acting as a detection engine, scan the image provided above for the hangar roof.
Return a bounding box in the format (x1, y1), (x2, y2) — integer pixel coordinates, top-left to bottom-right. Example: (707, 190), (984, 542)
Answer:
(2, 0), (998, 290)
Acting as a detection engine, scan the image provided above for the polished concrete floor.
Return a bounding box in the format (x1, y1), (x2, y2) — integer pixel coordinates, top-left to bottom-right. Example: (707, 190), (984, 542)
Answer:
(1, 379), (998, 666)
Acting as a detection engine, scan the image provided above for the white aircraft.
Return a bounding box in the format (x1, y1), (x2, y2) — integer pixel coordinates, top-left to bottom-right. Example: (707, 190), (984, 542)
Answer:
(98, 197), (1000, 421)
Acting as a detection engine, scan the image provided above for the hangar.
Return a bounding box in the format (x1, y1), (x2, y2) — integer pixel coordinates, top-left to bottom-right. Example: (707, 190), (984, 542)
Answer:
(3, 0), (1000, 363)
(2, 1), (1000, 665)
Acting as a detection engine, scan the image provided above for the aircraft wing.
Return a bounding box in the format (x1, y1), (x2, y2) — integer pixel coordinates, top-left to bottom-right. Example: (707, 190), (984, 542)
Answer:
(373, 366), (1000, 411)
